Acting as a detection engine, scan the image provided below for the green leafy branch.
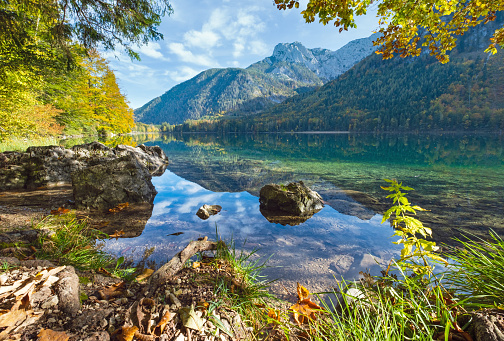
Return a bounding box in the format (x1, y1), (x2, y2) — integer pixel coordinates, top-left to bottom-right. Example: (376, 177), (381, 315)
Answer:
(381, 179), (446, 277)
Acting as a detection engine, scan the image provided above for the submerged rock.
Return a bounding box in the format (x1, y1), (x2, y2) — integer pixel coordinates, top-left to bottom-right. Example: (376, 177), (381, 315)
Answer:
(196, 204), (222, 220)
(259, 181), (323, 216)
(72, 154), (157, 210)
(259, 207), (315, 226)
(0, 142), (169, 190)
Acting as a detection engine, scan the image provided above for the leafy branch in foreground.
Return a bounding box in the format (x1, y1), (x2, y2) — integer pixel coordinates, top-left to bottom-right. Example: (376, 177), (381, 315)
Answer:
(274, 0), (504, 63)
(381, 179), (447, 277)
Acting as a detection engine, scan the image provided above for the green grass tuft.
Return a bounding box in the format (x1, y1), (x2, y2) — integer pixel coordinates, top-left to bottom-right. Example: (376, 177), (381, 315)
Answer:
(34, 214), (113, 271)
(446, 230), (504, 307)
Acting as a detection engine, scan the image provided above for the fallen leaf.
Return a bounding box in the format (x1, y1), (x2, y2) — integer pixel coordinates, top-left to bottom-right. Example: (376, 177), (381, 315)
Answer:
(291, 298), (323, 325)
(135, 269), (154, 282)
(37, 328), (70, 341)
(98, 282), (125, 300)
(167, 232), (184, 236)
(133, 331), (155, 341)
(268, 309), (281, 321)
(50, 207), (70, 216)
(117, 325), (138, 341)
(98, 267), (112, 276)
(109, 202), (129, 213)
(179, 305), (205, 331)
(297, 282), (310, 301)
(109, 230), (125, 239)
(192, 262), (201, 269)
(153, 311), (175, 336)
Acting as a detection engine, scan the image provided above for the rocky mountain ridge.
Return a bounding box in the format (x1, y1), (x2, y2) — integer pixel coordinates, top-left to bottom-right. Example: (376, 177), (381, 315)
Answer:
(134, 34), (378, 125)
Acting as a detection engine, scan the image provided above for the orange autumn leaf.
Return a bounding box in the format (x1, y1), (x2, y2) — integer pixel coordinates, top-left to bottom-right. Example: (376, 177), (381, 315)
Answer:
(297, 282), (310, 301)
(268, 309), (281, 321)
(109, 202), (129, 213)
(290, 283), (324, 325)
(192, 261), (201, 269)
(50, 207), (70, 216)
(135, 268), (154, 282)
(117, 325), (138, 341)
(109, 230), (125, 239)
(37, 328), (70, 341)
(153, 311), (175, 336)
(291, 298), (323, 325)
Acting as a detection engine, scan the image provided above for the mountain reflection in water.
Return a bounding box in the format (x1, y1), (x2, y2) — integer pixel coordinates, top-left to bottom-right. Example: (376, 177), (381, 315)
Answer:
(103, 132), (504, 296)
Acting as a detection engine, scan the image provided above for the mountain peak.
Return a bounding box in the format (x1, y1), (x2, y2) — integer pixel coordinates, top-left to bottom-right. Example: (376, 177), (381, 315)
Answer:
(263, 34), (378, 81)
(271, 41), (318, 64)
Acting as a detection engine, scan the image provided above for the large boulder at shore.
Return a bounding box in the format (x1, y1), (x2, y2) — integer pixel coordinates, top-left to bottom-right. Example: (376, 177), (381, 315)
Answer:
(72, 154), (157, 210)
(0, 142), (169, 190)
(259, 181), (323, 217)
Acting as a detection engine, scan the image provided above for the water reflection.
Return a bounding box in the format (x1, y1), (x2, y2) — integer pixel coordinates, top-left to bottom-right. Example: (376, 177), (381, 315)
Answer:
(102, 132), (504, 295)
(103, 170), (400, 295)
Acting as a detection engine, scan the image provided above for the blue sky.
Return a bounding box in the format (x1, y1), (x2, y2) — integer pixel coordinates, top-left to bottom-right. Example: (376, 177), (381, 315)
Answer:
(104, 0), (379, 109)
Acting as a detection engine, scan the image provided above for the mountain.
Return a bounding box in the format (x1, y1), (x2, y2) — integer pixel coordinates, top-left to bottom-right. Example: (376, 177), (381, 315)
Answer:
(134, 35), (378, 125)
(248, 34), (379, 82)
(178, 16), (503, 133)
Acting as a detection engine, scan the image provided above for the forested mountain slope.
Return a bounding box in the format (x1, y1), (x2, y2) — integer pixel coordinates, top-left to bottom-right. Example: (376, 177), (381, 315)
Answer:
(134, 35), (377, 125)
(222, 18), (504, 133)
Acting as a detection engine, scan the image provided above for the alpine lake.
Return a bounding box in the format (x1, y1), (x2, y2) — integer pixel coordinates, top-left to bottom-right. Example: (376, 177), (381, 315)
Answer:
(98, 132), (504, 297)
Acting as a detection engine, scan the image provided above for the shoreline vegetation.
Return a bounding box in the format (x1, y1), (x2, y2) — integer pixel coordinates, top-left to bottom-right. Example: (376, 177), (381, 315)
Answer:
(0, 148), (503, 340)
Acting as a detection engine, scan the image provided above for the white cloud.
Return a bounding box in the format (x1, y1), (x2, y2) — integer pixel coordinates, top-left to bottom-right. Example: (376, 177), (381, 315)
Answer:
(233, 41), (245, 58)
(184, 30), (220, 49)
(138, 42), (166, 60)
(164, 66), (201, 82)
(168, 42), (217, 67)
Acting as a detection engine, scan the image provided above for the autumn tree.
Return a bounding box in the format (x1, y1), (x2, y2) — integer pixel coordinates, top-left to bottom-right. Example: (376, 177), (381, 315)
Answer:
(53, 50), (134, 135)
(274, 0), (504, 63)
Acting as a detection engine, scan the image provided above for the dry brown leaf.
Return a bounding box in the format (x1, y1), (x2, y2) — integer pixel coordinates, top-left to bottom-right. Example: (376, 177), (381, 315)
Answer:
(135, 269), (154, 282)
(117, 325), (138, 341)
(98, 281), (125, 300)
(109, 230), (125, 239)
(290, 298), (323, 325)
(192, 262), (201, 269)
(297, 282), (310, 301)
(50, 207), (70, 216)
(179, 305), (205, 331)
(268, 309), (281, 321)
(134, 331), (155, 341)
(153, 311), (175, 336)
(109, 202), (129, 213)
(37, 328), (70, 341)
(98, 267), (112, 276)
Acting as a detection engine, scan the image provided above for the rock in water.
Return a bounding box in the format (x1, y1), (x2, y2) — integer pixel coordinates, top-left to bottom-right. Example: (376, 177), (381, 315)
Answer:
(71, 154), (157, 210)
(259, 181), (323, 216)
(196, 204), (222, 220)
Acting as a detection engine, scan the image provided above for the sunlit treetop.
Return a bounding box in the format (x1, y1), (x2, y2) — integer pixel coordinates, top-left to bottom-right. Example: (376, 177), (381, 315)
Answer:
(274, 0), (504, 63)
(0, 0), (173, 61)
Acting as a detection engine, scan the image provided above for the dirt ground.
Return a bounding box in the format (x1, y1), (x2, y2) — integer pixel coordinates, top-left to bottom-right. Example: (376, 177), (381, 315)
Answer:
(0, 186), (154, 238)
